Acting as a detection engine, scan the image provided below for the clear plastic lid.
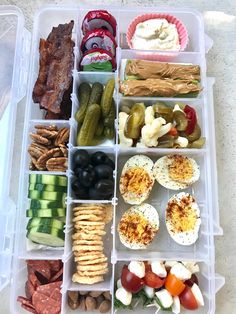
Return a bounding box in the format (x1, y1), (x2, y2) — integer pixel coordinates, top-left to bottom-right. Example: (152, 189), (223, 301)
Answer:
(0, 5), (28, 291)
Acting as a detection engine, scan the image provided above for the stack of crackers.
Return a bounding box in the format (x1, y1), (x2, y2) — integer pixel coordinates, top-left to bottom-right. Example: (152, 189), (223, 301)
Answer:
(72, 204), (112, 285)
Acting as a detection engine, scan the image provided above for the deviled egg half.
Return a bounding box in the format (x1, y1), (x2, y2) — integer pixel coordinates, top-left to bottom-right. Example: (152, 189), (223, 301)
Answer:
(165, 192), (201, 246)
(119, 155), (154, 204)
(118, 203), (159, 249)
(153, 154), (200, 190)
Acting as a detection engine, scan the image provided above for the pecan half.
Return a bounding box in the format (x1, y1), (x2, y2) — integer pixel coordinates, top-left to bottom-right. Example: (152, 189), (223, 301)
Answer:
(46, 157), (68, 171)
(30, 133), (51, 146)
(54, 127), (69, 146)
(36, 128), (58, 139)
(35, 124), (58, 131)
(29, 158), (37, 170)
(36, 148), (63, 170)
(59, 144), (68, 157)
(28, 142), (49, 159)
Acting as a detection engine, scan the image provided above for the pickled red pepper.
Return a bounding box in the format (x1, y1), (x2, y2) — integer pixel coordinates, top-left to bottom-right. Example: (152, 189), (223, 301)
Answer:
(184, 105), (197, 135)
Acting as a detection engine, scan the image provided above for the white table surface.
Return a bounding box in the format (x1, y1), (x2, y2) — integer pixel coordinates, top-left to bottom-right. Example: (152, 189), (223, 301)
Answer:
(1, 0), (235, 313)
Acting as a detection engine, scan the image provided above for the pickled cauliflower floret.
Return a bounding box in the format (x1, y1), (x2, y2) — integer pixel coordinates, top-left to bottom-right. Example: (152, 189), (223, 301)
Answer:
(140, 107), (171, 147)
(145, 106), (155, 125)
(175, 136), (189, 148)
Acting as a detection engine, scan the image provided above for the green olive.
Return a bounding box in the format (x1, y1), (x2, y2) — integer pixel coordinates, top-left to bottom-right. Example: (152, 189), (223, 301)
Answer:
(153, 103), (173, 123)
(173, 110), (188, 131)
(185, 124), (201, 142)
(157, 135), (175, 148)
(189, 137), (206, 148)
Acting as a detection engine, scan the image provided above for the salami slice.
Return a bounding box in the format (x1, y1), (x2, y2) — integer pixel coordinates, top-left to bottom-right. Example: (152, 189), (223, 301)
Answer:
(50, 267), (63, 282)
(21, 304), (36, 314)
(25, 280), (36, 299)
(27, 260), (51, 280)
(48, 260), (62, 273)
(32, 292), (61, 314)
(50, 287), (61, 302)
(29, 271), (41, 288)
(18, 260), (63, 314)
(17, 296), (36, 313)
(36, 281), (62, 297)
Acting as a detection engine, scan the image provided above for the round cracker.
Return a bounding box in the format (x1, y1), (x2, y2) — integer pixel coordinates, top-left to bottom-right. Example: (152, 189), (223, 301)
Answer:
(76, 257), (108, 265)
(75, 225), (105, 230)
(74, 229), (106, 236)
(77, 262), (108, 271)
(73, 252), (105, 260)
(73, 209), (104, 217)
(73, 245), (103, 252)
(73, 240), (103, 245)
(74, 251), (105, 261)
(77, 268), (108, 276)
(73, 214), (103, 222)
(103, 204), (113, 224)
(72, 233), (102, 241)
(75, 221), (105, 226)
(73, 205), (103, 211)
(72, 273), (104, 284)
(75, 225), (105, 231)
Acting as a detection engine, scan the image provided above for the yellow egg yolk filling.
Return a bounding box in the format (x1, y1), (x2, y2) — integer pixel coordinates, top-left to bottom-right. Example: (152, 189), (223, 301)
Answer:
(168, 156), (193, 183)
(121, 167), (153, 196)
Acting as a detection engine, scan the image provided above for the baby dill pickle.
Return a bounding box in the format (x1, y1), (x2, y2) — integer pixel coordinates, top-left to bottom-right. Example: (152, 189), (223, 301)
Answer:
(77, 104), (101, 146)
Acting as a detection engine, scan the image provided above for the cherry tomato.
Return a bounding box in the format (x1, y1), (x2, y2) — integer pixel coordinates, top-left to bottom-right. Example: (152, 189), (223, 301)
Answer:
(185, 274), (199, 287)
(121, 265), (144, 293)
(144, 271), (165, 289)
(144, 261), (151, 273)
(184, 105), (197, 135)
(165, 273), (186, 296)
(179, 286), (199, 310)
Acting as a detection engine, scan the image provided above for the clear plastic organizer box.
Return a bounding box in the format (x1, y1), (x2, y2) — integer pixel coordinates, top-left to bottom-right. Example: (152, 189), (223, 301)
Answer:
(0, 4), (224, 314)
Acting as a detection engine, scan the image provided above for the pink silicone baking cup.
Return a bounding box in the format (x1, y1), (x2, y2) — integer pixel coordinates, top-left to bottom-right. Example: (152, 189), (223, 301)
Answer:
(126, 13), (189, 52)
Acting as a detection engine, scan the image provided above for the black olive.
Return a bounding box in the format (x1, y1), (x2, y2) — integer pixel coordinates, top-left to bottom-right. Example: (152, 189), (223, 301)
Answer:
(79, 167), (96, 187)
(94, 165), (113, 180)
(95, 179), (114, 195)
(73, 149), (90, 168)
(89, 187), (105, 200)
(71, 178), (89, 199)
(74, 189), (89, 200)
(91, 151), (108, 165)
(73, 167), (83, 178)
(104, 157), (115, 170)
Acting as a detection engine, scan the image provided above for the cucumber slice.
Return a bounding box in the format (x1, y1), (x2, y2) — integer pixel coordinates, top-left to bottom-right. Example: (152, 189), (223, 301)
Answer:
(29, 183), (67, 193)
(26, 218), (65, 230)
(27, 226), (65, 247)
(30, 199), (65, 209)
(28, 190), (66, 202)
(26, 208), (66, 218)
(29, 174), (67, 187)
